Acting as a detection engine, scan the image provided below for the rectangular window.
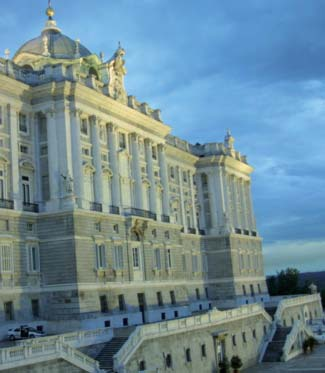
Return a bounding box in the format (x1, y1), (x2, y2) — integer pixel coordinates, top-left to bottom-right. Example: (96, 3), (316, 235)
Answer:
(4, 301), (14, 321)
(170, 290), (176, 305)
(195, 288), (200, 300)
(258, 283), (262, 294)
(192, 255), (198, 272)
(82, 147), (90, 156)
(0, 170), (5, 200)
(81, 118), (88, 135)
(31, 299), (40, 318)
(99, 295), (108, 313)
(154, 248), (161, 269)
(27, 245), (40, 272)
(95, 222), (101, 232)
(132, 247), (140, 268)
(182, 254), (187, 272)
(157, 292), (164, 307)
(242, 331), (247, 343)
(183, 171), (188, 182)
(19, 113), (28, 133)
(201, 344), (207, 358)
(166, 249), (172, 269)
(250, 284), (255, 296)
(22, 176), (31, 204)
(0, 106), (3, 125)
(0, 244), (13, 273)
(40, 145), (48, 155)
(19, 144), (29, 154)
(95, 244), (106, 269)
(118, 294), (126, 311)
(119, 133), (126, 149)
(242, 285), (247, 296)
(113, 246), (124, 270)
(232, 335), (237, 346)
(99, 126), (106, 142)
(101, 153), (108, 162)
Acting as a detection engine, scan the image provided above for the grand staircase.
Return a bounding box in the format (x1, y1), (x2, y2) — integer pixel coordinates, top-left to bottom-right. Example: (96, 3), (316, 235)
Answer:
(263, 326), (292, 362)
(95, 327), (135, 372)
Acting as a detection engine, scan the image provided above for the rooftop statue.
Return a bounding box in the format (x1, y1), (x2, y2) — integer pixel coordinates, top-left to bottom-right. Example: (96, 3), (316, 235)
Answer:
(107, 43), (127, 103)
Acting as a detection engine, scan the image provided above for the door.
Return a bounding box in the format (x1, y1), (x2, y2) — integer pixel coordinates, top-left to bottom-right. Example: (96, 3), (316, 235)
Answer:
(137, 293), (147, 324)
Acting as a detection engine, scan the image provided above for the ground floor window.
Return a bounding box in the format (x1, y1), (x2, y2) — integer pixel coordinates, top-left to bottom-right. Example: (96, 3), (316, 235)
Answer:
(4, 301), (14, 321)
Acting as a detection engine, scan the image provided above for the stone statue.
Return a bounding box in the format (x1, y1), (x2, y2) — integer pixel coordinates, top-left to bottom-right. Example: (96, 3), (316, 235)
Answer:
(107, 43), (127, 103)
(61, 172), (74, 194)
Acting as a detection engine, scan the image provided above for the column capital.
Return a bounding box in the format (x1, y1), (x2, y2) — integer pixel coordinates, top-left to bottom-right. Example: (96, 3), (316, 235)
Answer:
(71, 108), (83, 118)
(108, 122), (118, 132)
(130, 132), (139, 141)
(89, 115), (98, 124)
(144, 138), (153, 146)
(157, 143), (166, 152)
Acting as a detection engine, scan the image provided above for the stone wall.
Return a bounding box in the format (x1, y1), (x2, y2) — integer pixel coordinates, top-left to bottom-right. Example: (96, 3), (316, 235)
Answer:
(1, 359), (85, 373)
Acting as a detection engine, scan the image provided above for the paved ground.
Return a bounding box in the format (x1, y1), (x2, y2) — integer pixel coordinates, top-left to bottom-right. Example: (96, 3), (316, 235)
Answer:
(243, 345), (325, 372)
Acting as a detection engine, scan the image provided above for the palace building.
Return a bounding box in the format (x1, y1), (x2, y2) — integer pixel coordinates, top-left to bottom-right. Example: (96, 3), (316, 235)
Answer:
(0, 4), (269, 332)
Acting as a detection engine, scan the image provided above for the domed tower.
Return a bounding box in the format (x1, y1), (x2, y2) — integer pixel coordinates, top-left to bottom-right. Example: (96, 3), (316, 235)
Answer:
(13, 2), (93, 70)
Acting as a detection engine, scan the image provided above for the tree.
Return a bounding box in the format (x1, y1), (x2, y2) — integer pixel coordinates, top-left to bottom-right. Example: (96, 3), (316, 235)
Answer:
(267, 275), (278, 295)
(277, 268), (300, 295)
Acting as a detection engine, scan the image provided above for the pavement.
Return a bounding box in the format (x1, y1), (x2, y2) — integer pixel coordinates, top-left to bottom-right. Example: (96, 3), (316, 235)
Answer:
(243, 344), (325, 372)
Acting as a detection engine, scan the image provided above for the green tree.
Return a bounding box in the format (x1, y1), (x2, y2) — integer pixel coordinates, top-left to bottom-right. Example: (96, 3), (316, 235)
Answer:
(277, 268), (300, 295)
(267, 275), (278, 295)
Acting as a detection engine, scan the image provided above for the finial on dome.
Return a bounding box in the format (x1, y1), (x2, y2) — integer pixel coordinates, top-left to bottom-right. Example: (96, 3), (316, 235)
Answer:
(46, 0), (55, 20)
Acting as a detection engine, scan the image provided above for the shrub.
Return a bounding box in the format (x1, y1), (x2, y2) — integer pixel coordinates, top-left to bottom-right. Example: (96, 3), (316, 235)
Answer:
(230, 355), (243, 372)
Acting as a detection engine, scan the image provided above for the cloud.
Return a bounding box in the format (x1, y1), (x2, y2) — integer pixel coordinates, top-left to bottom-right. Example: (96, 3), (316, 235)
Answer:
(0, 0), (324, 273)
(263, 240), (325, 275)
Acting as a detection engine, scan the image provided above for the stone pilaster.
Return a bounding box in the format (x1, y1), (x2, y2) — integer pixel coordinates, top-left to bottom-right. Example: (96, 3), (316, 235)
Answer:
(157, 144), (170, 217)
(45, 108), (60, 209)
(177, 166), (187, 231)
(108, 123), (121, 209)
(144, 139), (157, 213)
(130, 133), (143, 209)
(8, 104), (21, 209)
(70, 109), (85, 208)
(90, 116), (104, 207)
(189, 171), (198, 231)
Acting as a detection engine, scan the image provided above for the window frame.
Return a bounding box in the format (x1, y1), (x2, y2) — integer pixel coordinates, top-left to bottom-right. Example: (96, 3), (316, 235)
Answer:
(27, 243), (40, 273)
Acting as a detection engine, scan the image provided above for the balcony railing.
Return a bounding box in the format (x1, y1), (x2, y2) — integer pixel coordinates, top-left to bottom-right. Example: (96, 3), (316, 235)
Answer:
(90, 202), (103, 212)
(123, 208), (157, 220)
(23, 202), (39, 213)
(109, 205), (120, 215)
(0, 199), (14, 210)
(188, 227), (197, 235)
(161, 215), (170, 223)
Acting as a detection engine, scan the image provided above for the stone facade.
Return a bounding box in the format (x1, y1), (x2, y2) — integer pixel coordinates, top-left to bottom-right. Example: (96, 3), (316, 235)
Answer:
(0, 5), (268, 336)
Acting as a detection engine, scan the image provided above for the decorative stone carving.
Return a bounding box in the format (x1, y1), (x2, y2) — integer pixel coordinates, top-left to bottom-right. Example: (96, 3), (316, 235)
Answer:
(61, 172), (74, 194)
(107, 44), (127, 103)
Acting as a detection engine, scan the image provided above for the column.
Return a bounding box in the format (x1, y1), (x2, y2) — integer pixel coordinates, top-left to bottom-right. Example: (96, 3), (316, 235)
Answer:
(144, 139), (157, 213)
(212, 169), (226, 227)
(239, 178), (249, 230)
(130, 133), (143, 209)
(45, 108), (60, 208)
(207, 172), (218, 230)
(90, 116), (103, 207)
(157, 144), (170, 217)
(70, 109), (85, 208)
(230, 175), (240, 230)
(189, 171), (198, 231)
(221, 168), (232, 231)
(55, 103), (74, 188)
(33, 114), (42, 204)
(177, 166), (187, 231)
(245, 181), (256, 231)
(108, 124), (121, 209)
(8, 104), (21, 209)
(195, 173), (206, 230)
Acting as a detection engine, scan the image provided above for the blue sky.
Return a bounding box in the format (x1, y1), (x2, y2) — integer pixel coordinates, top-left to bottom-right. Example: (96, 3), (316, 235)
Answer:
(1, 0), (325, 274)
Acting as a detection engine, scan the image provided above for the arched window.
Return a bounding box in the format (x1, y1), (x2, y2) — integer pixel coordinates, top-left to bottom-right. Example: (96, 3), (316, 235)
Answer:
(185, 348), (191, 362)
(139, 360), (146, 371)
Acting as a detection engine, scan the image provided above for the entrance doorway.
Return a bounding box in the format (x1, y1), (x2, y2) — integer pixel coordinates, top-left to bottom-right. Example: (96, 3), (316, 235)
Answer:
(137, 293), (147, 324)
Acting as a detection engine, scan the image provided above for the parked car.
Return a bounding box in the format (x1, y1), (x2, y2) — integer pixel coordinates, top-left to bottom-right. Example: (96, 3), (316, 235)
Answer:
(7, 325), (46, 341)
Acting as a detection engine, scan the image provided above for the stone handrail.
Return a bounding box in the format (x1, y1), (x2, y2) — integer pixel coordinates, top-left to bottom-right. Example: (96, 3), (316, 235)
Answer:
(0, 341), (103, 372)
(114, 303), (272, 371)
(274, 294), (321, 324)
(281, 320), (314, 362)
(16, 327), (113, 349)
